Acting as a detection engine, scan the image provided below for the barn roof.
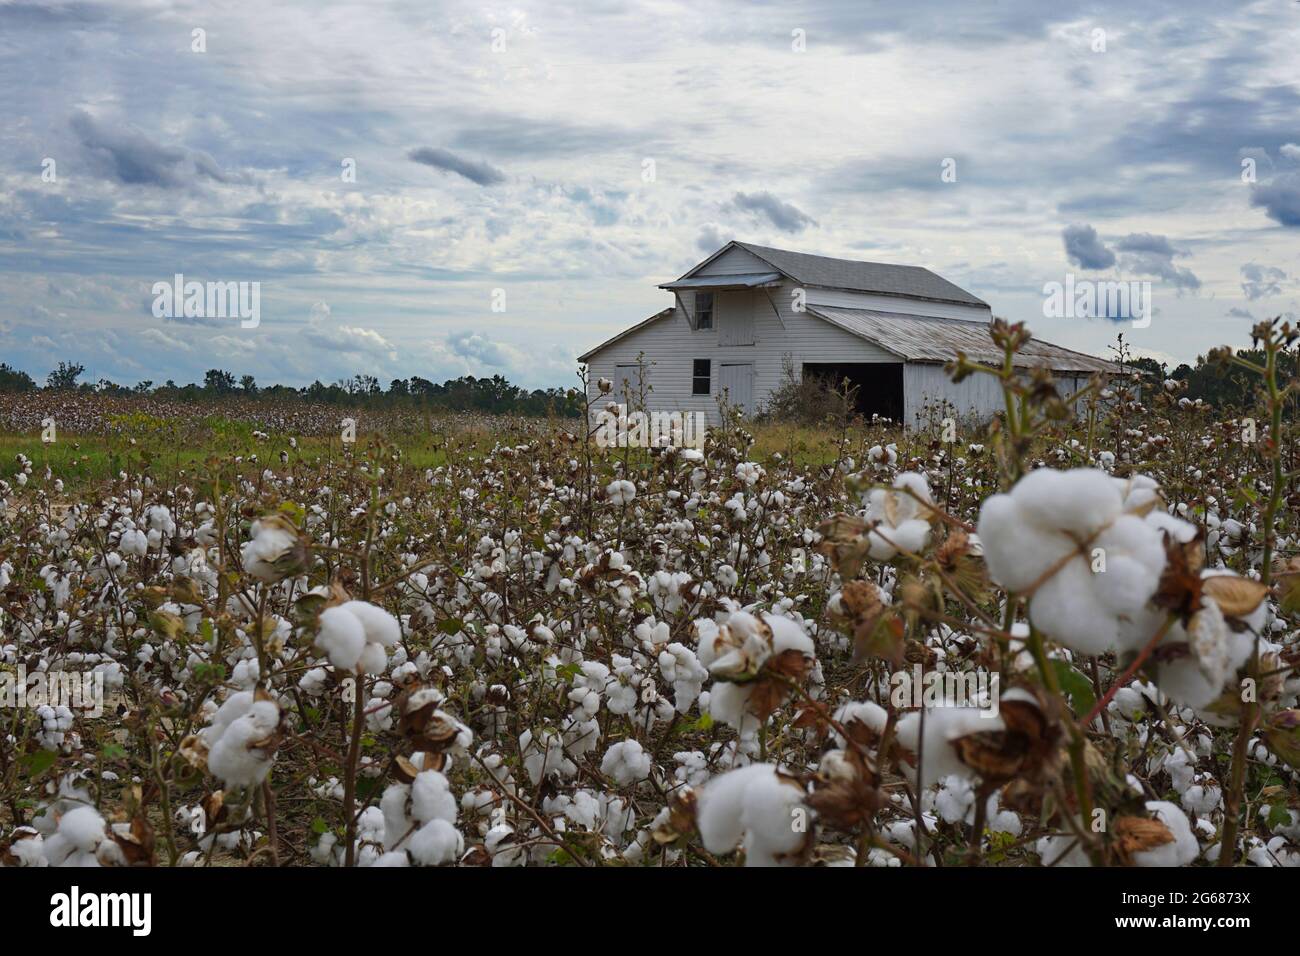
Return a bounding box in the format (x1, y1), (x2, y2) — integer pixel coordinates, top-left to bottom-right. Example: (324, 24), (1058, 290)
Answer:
(807, 306), (1123, 374)
(577, 307), (675, 363)
(730, 241), (989, 308)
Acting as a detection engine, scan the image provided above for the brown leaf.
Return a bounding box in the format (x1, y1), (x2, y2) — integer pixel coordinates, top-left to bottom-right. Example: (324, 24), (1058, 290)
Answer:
(952, 693), (1060, 785)
(1201, 575), (1268, 618)
(110, 811), (157, 867)
(1113, 816), (1175, 865)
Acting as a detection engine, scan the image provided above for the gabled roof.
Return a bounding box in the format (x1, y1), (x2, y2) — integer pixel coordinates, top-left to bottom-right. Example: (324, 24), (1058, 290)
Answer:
(577, 307), (675, 363)
(807, 305), (1122, 374)
(692, 241), (989, 308)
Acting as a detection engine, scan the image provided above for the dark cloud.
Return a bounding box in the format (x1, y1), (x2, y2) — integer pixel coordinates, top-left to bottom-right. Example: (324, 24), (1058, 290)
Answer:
(1240, 262), (1287, 300)
(1062, 224), (1115, 269)
(1116, 233), (1200, 290)
(1226, 307), (1254, 319)
(696, 224), (727, 253)
(1121, 249), (1201, 290)
(1114, 233), (1181, 257)
(1063, 225), (1200, 289)
(730, 191), (815, 233)
(1251, 172), (1300, 227)
(71, 111), (235, 188)
(408, 147), (505, 186)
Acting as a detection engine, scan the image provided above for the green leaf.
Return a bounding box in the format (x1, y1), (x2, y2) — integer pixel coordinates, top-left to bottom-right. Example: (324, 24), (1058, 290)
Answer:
(437, 617), (464, 635)
(21, 749), (58, 778)
(311, 816), (329, 835)
(1050, 660), (1097, 717)
(1266, 803), (1293, 829)
(100, 743), (127, 761)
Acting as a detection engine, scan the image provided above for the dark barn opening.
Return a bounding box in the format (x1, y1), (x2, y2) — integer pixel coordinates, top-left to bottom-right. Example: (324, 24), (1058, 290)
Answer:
(802, 362), (904, 423)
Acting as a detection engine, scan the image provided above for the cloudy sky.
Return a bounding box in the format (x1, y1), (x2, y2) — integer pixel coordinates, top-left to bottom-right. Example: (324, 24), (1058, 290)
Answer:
(1, 0), (1298, 389)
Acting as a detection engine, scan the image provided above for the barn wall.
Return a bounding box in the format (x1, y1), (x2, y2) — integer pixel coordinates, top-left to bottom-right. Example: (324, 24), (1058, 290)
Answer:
(584, 280), (900, 423)
(903, 366), (1098, 430)
(903, 362), (1006, 428)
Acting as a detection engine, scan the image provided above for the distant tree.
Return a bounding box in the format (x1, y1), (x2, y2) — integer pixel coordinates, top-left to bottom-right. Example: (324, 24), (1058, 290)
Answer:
(134, 380), (154, 394)
(0, 363), (36, 392)
(204, 369), (237, 393)
(45, 361), (85, 391)
(388, 378), (410, 398)
(240, 374), (258, 394)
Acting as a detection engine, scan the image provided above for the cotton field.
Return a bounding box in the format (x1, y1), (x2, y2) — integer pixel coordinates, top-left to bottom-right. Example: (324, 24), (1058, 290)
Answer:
(2, 320), (1299, 869)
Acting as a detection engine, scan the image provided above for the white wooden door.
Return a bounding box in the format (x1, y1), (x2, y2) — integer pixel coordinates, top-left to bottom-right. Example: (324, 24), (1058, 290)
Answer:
(719, 363), (754, 413)
(717, 292), (756, 346)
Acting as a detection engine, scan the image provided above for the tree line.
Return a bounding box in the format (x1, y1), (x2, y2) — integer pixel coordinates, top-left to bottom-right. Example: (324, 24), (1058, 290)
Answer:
(0, 362), (583, 417)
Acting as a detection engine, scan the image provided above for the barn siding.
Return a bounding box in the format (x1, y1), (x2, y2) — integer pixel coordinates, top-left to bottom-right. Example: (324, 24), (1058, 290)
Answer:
(903, 362), (1005, 427)
(692, 246), (774, 277)
(902, 366), (1097, 430)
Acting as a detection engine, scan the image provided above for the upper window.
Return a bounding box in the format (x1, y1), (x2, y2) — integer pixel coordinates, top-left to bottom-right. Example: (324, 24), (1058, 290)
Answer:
(695, 292), (714, 330)
(692, 359), (711, 395)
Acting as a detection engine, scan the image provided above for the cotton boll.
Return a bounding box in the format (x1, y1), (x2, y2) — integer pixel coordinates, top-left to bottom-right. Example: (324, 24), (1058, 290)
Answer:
(601, 739), (651, 786)
(1181, 779), (1223, 817)
(202, 693), (282, 789)
(978, 468), (1171, 656)
(411, 770), (458, 825)
(119, 529), (147, 558)
(55, 806), (106, 852)
(338, 600), (401, 647)
(707, 681), (759, 735)
(410, 816), (467, 868)
(3, 828), (46, 867)
(1132, 801), (1199, 866)
(862, 473), (933, 560)
(41, 805), (108, 867)
(696, 764), (810, 866)
(1036, 833), (1091, 867)
(358, 641), (389, 675)
(241, 515), (303, 582)
(316, 606), (366, 671)
(606, 479), (636, 506)
(831, 700), (888, 747)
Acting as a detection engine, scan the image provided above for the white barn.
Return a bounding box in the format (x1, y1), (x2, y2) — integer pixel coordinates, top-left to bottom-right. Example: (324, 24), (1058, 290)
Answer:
(579, 241), (1119, 426)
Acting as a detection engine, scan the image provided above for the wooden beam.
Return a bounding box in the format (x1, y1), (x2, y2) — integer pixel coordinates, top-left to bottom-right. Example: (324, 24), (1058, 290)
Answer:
(762, 289), (786, 329)
(674, 291), (695, 330)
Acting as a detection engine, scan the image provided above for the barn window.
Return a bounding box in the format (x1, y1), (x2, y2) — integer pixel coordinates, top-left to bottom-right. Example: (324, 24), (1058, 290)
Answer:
(691, 359), (711, 395)
(695, 292), (714, 330)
